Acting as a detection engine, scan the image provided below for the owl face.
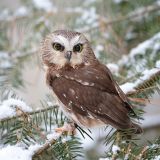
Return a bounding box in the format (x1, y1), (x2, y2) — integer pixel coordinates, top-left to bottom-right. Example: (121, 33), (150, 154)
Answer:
(41, 30), (94, 68)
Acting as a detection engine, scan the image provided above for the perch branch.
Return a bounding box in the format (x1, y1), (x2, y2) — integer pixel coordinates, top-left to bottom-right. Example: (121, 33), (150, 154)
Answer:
(32, 132), (62, 159)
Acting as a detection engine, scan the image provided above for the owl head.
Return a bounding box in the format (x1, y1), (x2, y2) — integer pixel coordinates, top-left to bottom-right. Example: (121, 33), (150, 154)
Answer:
(41, 30), (96, 68)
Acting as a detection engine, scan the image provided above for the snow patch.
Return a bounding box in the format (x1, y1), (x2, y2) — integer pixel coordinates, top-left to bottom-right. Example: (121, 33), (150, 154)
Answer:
(118, 32), (160, 70)
(120, 82), (136, 94)
(107, 63), (119, 74)
(0, 98), (32, 120)
(156, 60), (160, 68)
(47, 132), (61, 141)
(141, 114), (160, 128)
(14, 6), (28, 17)
(113, 0), (128, 4)
(33, 0), (53, 11)
(95, 44), (104, 58)
(120, 68), (160, 93)
(153, 155), (160, 160)
(47, 101), (54, 107)
(112, 145), (120, 154)
(84, 0), (96, 6)
(0, 144), (41, 160)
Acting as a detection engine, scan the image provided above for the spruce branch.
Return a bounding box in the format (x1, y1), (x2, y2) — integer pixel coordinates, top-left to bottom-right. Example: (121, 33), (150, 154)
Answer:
(100, 1), (160, 26)
(121, 69), (160, 97)
(32, 132), (62, 159)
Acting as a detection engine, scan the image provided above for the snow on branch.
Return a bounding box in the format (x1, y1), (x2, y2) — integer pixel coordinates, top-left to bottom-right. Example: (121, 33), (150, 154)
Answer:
(32, 132), (62, 159)
(0, 98), (32, 120)
(0, 145), (40, 160)
(0, 132), (62, 160)
(99, 1), (160, 26)
(118, 32), (160, 70)
(120, 68), (160, 94)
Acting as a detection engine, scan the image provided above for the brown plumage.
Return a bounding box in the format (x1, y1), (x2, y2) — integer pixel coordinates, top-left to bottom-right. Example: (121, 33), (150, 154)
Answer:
(41, 30), (142, 133)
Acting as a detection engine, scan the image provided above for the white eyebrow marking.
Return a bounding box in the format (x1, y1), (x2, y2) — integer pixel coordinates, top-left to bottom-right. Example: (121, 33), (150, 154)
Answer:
(70, 35), (80, 46)
(56, 35), (81, 51)
(56, 35), (69, 45)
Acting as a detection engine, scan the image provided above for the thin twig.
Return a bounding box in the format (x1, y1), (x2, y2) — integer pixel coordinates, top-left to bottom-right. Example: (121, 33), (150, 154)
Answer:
(100, 2), (160, 26)
(135, 146), (149, 160)
(126, 85), (158, 96)
(0, 105), (58, 123)
(32, 132), (62, 159)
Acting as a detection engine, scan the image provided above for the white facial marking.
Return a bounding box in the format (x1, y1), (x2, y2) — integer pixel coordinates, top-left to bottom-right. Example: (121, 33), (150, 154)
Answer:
(70, 35), (80, 46)
(50, 34), (85, 67)
(55, 35), (81, 51)
(56, 35), (69, 49)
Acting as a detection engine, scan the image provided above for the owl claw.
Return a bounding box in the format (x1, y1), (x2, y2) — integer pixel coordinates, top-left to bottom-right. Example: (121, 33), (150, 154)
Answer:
(55, 123), (76, 135)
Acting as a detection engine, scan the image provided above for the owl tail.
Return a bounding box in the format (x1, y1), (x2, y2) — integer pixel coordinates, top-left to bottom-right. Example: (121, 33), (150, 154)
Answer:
(131, 123), (143, 134)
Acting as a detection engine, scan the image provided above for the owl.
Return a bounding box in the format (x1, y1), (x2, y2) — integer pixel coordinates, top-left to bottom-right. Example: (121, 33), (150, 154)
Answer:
(41, 30), (142, 134)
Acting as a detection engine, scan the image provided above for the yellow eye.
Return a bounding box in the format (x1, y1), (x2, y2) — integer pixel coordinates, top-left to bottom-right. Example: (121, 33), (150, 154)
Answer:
(73, 43), (83, 52)
(52, 43), (64, 51)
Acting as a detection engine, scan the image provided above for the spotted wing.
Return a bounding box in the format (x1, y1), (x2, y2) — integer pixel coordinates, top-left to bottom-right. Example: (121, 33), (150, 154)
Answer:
(48, 64), (133, 129)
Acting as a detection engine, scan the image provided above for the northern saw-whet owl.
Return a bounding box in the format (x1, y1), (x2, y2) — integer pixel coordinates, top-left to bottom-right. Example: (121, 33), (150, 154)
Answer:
(41, 30), (142, 134)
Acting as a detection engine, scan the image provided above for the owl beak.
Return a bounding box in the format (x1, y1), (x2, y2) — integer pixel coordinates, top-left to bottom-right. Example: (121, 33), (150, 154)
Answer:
(65, 51), (72, 62)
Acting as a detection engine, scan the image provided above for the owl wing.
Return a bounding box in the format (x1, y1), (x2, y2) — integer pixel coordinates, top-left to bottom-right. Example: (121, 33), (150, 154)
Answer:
(63, 63), (134, 113)
(48, 63), (134, 129)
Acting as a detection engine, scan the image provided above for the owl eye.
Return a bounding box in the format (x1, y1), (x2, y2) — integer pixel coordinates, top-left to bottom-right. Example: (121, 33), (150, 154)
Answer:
(73, 43), (83, 52)
(52, 43), (64, 51)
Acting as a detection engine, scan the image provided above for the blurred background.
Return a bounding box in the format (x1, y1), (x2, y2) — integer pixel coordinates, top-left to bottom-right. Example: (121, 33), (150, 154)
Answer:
(0, 0), (160, 159)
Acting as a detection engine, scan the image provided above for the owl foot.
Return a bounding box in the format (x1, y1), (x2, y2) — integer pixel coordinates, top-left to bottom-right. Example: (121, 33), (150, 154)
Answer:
(55, 122), (76, 135)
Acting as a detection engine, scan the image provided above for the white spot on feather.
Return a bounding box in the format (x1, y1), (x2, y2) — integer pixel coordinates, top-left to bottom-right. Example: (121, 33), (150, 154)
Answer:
(56, 73), (60, 77)
(90, 83), (94, 86)
(68, 101), (72, 107)
(82, 82), (89, 85)
(77, 80), (95, 86)
(63, 93), (66, 98)
(69, 88), (75, 95)
(77, 79), (82, 83)
(80, 106), (85, 111)
(87, 113), (95, 119)
(65, 75), (69, 79)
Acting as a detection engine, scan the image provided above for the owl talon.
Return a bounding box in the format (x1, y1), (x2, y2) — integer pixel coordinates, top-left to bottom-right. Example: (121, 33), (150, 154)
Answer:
(55, 127), (64, 133)
(55, 123), (76, 135)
